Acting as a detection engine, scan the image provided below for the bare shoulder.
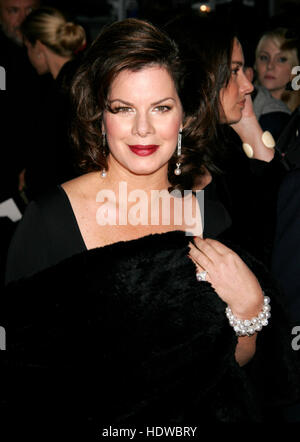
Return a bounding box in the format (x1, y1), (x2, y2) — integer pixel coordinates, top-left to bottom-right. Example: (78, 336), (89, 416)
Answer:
(61, 172), (101, 202)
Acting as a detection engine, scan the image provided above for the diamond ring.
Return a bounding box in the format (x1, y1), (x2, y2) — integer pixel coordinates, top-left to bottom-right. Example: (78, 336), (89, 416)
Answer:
(196, 271), (208, 282)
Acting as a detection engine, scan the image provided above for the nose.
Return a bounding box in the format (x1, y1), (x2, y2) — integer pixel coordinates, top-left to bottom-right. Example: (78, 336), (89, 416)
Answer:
(267, 58), (275, 70)
(132, 112), (154, 137)
(240, 71), (254, 95)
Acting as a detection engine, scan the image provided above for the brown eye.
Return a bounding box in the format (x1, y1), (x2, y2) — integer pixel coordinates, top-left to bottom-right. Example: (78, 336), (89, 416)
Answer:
(153, 105), (171, 112)
(111, 106), (132, 114)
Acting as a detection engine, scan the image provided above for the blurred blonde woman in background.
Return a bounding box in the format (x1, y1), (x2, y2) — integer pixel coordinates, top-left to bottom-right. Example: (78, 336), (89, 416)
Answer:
(254, 27), (300, 113)
(21, 6), (86, 79)
(19, 7), (87, 201)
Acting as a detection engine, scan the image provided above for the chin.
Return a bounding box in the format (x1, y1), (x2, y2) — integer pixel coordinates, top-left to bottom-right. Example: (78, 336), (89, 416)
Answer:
(225, 114), (242, 125)
(3, 28), (22, 45)
(126, 161), (166, 176)
(262, 80), (276, 89)
(129, 167), (161, 176)
(38, 69), (48, 76)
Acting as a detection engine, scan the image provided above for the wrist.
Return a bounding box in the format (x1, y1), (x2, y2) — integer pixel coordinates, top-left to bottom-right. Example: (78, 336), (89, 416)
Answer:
(241, 129), (275, 162)
(232, 115), (261, 139)
(229, 290), (264, 319)
(239, 123), (263, 146)
(226, 294), (271, 337)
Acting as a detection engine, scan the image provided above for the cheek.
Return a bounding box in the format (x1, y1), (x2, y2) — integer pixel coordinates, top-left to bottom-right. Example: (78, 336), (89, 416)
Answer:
(157, 116), (181, 141)
(256, 62), (266, 74)
(219, 88), (231, 114)
(218, 90), (226, 121)
(9, 15), (19, 27)
(279, 66), (293, 82)
(4, 16), (14, 30)
(104, 116), (130, 141)
(103, 113), (182, 141)
(219, 85), (239, 122)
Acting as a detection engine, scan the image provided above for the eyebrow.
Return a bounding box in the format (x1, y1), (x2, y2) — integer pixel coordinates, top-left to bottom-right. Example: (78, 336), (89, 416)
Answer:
(231, 61), (244, 67)
(259, 49), (286, 55)
(108, 97), (176, 106)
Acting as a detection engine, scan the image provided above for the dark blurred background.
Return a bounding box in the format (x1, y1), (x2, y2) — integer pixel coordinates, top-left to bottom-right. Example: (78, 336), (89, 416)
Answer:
(43, 0), (300, 67)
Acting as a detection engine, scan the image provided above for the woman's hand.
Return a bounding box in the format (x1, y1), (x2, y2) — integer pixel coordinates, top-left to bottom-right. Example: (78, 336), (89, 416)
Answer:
(189, 237), (264, 318)
(230, 94), (258, 135)
(230, 94), (275, 162)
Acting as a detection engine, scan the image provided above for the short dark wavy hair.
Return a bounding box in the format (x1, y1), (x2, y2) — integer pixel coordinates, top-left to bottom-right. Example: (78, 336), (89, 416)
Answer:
(70, 18), (218, 191)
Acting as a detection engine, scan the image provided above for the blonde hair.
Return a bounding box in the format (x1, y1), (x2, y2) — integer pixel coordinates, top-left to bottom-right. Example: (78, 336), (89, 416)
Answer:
(255, 27), (299, 68)
(21, 6), (86, 58)
(255, 27), (300, 111)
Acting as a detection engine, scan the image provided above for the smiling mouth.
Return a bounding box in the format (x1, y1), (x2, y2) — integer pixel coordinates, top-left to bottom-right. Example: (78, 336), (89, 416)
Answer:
(128, 145), (159, 156)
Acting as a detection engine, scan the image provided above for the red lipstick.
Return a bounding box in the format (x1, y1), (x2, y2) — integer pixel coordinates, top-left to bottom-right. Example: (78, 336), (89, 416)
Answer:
(128, 145), (159, 156)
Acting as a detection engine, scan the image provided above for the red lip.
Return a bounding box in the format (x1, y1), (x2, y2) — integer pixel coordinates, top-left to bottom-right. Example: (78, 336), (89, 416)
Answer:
(128, 145), (159, 156)
(238, 99), (246, 107)
(264, 75), (276, 79)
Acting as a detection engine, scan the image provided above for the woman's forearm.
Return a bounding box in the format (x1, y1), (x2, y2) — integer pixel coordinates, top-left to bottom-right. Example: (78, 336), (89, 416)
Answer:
(235, 334), (257, 366)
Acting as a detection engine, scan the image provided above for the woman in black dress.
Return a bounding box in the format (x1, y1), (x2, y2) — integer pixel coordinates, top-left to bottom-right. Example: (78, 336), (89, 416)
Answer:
(2, 18), (299, 436)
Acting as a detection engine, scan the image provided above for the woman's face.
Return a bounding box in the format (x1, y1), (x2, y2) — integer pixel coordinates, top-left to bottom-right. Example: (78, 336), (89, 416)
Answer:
(219, 38), (254, 124)
(102, 65), (183, 176)
(255, 37), (293, 99)
(25, 40), (48, 75)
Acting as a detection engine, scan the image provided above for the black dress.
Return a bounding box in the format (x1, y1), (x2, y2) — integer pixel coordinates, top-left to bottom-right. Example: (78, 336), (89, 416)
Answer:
(5, 185), (86, 284)
(5, 185), (232, 284)
(2, 196), (300, 435)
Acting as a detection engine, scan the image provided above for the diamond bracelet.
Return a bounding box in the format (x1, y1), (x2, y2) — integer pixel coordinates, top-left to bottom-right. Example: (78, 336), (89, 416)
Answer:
(225, 295), (271, 337)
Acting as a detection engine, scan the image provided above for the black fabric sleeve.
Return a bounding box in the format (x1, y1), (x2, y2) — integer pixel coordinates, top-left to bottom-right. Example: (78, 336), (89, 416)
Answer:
(5, 186), (86, 284)
(5, 199), (49, 284)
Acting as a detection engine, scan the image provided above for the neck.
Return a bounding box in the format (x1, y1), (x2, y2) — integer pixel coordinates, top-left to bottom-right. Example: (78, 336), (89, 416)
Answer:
(270, 87), (285, 101)
(104, 155), (170, 194)
(45, 50), (71, 79)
